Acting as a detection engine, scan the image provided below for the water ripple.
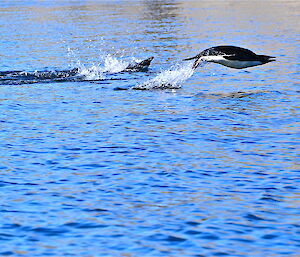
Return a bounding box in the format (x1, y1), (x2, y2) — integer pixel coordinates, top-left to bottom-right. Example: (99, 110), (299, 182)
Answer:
(0, 1), (299, 256)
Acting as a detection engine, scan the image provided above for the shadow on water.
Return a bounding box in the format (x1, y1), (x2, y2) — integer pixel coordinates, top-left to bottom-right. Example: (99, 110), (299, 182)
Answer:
(195, 90), (283, 100)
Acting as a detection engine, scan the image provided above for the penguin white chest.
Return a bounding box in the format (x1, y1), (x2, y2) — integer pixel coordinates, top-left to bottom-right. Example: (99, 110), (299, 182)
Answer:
(200, 56), (261, 69)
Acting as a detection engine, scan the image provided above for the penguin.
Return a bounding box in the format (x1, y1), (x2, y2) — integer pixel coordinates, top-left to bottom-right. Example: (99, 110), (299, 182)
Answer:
(184, 46), (275, 69)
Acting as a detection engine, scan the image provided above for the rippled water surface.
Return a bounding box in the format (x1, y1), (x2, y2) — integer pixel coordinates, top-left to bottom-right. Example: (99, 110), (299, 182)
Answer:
(0, 1), (299, 256)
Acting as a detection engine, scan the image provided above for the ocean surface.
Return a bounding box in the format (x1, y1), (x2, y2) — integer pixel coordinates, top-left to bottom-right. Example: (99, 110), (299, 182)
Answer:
(0, 1), (299, 256)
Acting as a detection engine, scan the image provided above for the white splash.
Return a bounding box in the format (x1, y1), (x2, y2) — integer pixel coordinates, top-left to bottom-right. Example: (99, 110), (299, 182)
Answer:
(78, 64), (106, 80)
(76, 55), (132, 80)
(101, 55), (129, 73)
(132, 62), (195, 90)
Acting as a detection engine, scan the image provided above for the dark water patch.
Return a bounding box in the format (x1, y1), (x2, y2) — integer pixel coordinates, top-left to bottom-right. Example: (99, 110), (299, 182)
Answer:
(261, 234), (278, 239)
(0, 233), (15, 241)
(64, 222), (108, 229)
(225, 222), (270, 230)
(0, 251), (14, 256)
(1, 223), (22, 230)
(196, 90), (284, 100)
(201, 233), (220, 240)
(145, 233), (187, 243)
(185, 221), (201, 226)
(213, 252), (230, 256)
(78, 163), (107, 169)
(28, 227), (70, 236)
(0, 209), (35, 214)
(283, 186), (298, 190)
(82, 208), (109, 212)
(245, 213), (269, 221)
(166, 235), (187, 242)
(259, 196), (281, 202)
(185, 229), (202, 235)
(230, 237), (255, 243)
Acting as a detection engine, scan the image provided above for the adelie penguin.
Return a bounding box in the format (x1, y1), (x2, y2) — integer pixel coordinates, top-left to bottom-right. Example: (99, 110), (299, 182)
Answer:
(184, 45), (276, 69)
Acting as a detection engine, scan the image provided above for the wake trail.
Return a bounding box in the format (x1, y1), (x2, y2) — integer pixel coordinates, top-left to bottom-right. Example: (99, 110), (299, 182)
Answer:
(0, 55), (147, 85)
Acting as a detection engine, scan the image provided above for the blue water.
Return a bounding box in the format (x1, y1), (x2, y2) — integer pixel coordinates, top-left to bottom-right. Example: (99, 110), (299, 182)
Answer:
(0, 1), (299, 256)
